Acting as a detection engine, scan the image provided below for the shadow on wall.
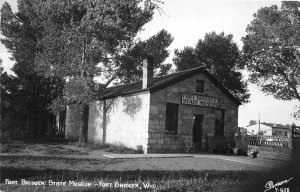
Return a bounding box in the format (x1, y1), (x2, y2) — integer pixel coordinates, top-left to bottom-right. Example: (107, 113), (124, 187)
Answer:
(89, 95), (142, 144)
(122, 95), (142, 120)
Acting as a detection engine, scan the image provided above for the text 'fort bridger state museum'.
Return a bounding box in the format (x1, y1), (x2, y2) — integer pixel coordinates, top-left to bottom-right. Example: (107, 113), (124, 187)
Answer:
(65, 57), (241, 154)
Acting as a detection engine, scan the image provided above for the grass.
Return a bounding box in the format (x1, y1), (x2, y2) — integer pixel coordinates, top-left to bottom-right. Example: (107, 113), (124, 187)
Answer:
(0, 167), (299, 192)
(1, 140), (299, 191)
(1, 139), (143, 155)
(86, 143), (143, 154)
(0, 143), (26, 153)
(43, 147), (89, 156)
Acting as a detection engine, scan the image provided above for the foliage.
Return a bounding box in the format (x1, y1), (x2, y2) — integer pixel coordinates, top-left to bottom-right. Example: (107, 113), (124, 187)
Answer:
(1, 1), (63, 137)
(242, 2), (300, 118)
(86, 142), (143, 154)
(33, 0), (171, 143)
(118, 29), (174, 83)
(248, 120), (257, 126)
(173, 32), (250, 103)
(1, 0), (172, 142)
(33, 0), (168, 104)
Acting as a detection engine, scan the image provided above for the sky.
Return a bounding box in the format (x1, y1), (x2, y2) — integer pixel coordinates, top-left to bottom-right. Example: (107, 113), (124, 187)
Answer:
(1, 0), (300, 127)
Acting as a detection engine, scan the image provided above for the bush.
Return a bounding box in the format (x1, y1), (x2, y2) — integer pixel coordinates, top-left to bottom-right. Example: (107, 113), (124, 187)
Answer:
(0, 143), (9, 153)
(43, 146), (89, 155)
(87, 143), (111, 150)
(88, 143), (143, 154)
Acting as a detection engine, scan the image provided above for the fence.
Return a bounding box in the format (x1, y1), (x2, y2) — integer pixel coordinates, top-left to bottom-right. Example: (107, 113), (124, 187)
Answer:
(244, 134), (291, 160)
(248, 135), (290, 148)
(291, 125), (300, 160)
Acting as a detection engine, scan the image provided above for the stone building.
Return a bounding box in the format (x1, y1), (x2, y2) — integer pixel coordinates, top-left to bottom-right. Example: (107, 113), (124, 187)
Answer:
(66, 58), (241, 153)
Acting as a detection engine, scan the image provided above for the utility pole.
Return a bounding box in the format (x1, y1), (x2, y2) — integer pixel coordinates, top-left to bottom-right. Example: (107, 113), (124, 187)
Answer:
(258, 113), (261, 133)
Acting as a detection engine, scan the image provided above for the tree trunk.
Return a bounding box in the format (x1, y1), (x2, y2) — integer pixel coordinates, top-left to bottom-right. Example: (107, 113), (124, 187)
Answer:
(56, 112), (60, 133)
(79, 104), (89, 143)
(102, 100), (107, 144)
(60, 109), (66, 137)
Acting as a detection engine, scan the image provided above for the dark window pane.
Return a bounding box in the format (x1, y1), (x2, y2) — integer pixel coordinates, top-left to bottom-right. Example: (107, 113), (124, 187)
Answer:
(196, 80), (204, 93)
(165, 103), (179, 134)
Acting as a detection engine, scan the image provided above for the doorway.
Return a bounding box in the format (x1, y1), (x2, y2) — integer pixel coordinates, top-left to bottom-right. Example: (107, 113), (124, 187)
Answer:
(215, 109), (225, 136)
(193, 114), (203, 143)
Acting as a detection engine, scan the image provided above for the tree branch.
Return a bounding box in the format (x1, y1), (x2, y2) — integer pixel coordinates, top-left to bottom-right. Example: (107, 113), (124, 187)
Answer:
(271, 50), (300, 101)
(279, 68), (300, 101)
(103, 73), (119, 88)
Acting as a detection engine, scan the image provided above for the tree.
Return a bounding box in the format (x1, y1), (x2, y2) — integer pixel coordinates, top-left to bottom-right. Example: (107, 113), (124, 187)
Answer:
(31, 0), (170, 143)
(173, 32), (250, 103)
(1, 1), (63, 138)
(118, 29), (174, 83)
(242, 2), (300, 119)
(249, 120), (257, 126)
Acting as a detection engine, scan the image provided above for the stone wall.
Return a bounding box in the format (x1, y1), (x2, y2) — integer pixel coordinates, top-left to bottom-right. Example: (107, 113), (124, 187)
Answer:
(147, 73), (239, 153)
(88, 91), (150, 153)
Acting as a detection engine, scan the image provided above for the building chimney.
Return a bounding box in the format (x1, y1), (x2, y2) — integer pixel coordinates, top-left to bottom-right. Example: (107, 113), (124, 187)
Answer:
(142, 56), (154, 89)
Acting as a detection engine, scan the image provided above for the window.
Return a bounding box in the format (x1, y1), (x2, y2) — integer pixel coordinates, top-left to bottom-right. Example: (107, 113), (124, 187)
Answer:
(196, 80), (204, 93)
(165, 103), (179, 134)
(285, 131), (288, 136)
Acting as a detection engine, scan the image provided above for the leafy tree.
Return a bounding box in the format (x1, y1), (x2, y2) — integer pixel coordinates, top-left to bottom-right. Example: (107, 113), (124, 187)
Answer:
(173, 32), (250, 103)
(31, 0), (170, 143)
(1, 1), (63, 137)
(249, 120), (257, 126)
(242, 2), (300, 119)
(119, 29), (173, 83)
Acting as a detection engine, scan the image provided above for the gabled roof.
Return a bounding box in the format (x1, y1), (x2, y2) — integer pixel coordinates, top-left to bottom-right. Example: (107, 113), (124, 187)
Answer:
(99, 67), (241, 105)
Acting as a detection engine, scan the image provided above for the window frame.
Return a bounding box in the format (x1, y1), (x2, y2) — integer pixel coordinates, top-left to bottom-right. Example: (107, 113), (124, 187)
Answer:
(196, 80), (204, 93)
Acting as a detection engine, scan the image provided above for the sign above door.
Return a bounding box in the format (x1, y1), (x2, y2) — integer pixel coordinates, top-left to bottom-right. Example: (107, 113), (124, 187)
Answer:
(181, 93), (219, 108)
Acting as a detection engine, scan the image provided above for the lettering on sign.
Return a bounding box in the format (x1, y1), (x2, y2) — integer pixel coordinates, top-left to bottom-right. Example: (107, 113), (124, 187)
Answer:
(181, 93), (219, 108)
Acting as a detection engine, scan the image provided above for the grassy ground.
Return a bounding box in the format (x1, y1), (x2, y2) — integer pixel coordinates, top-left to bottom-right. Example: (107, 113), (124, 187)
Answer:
(0, 140), (143, 155)
(1, 140), (299, 191)
(1, 166), (299, 192)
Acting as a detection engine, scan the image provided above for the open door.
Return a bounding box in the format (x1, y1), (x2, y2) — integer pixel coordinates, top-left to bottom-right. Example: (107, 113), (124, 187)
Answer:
(215, 109), (225, 136)
(193, 114), (203, 145)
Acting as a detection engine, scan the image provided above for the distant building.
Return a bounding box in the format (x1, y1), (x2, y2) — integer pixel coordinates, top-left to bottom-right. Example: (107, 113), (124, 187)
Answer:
(245, 122), (290, 136)
(271, 124), (290, 137)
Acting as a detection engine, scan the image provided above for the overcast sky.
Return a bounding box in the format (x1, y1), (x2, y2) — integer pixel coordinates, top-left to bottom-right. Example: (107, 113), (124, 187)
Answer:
(1, 0), (300, 127)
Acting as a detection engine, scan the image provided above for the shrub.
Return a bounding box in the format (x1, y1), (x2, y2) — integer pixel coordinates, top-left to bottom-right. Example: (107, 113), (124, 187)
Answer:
(0, 143), (9, 153)
(87, 143), (143, 154)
